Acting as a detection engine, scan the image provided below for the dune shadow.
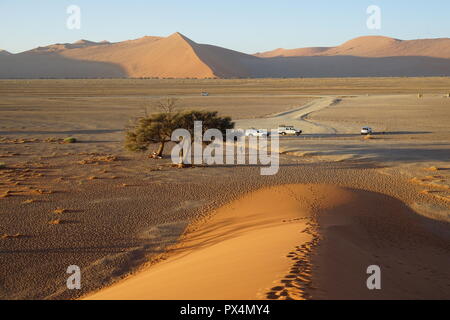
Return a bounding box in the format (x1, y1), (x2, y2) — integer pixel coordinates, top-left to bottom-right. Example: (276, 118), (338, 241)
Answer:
(247, 55), (450, 78)
(280, 131), (432, 140)
(268, 187), (450, 300)
(284, 143), (450, 163)
(374, 131), (432, 135)
(0, 52), (127, 79)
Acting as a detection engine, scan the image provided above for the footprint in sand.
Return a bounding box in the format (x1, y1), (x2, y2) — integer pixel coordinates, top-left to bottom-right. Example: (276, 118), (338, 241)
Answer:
(266, 217), (320, 300)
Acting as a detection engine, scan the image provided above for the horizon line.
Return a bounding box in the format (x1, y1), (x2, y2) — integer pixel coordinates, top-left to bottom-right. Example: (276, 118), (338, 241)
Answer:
(3, 33), (450, 55)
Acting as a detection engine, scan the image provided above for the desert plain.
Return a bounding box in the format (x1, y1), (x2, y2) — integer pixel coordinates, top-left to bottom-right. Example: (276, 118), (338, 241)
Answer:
(0, 77), (449, 300)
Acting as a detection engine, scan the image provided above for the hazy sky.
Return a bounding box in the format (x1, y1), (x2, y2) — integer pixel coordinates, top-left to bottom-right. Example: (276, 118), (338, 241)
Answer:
(1, 0), (449, 53)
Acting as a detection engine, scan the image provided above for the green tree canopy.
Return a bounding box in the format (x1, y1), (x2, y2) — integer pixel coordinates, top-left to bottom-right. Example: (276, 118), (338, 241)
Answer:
(125, 100), (234, 158)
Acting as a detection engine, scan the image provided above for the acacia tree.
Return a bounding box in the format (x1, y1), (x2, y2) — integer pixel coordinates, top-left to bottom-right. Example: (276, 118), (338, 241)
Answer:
(125, 98), (180, 158)
(174, 110), (234, 165)
(176, 110), (234, 137)
(125, 99), (234, 159)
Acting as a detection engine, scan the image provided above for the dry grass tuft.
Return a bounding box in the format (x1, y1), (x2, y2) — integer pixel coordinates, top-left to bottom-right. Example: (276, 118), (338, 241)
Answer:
(48, 219), (62, 225)
(425, 175), (443, 179)
(34, 189), (53, 195)
(22, 199), (37, 204)
(1, 233), (25, 239)
(422, 190), (450, 203)
(44, 137), (64, 143)
(1, 190), (13, 198)
(171, 163), (194, 169)
(53, 208), (68, 214)
(78, 155), (118, 165)
(363, 134), (375, 140)
(410, 177), (450, 190)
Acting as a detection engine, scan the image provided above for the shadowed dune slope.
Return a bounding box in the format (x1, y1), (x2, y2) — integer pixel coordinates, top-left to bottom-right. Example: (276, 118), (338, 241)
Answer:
(0, 49), (12, 56)
(0, 53), (127, 78)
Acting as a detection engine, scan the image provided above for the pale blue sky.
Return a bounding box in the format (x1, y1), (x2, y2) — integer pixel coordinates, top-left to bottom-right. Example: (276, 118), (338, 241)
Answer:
(1, 0), (449, 53)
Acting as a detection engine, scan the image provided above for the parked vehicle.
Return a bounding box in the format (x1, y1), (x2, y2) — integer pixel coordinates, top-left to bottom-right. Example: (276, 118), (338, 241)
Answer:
(361, 127), (373, 135)
(245, 128), (269, 137)
(278, 125), (302, 136)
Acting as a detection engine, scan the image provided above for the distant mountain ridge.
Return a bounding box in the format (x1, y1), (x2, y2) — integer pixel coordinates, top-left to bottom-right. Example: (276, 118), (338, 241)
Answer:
(1, 33), (450, 79)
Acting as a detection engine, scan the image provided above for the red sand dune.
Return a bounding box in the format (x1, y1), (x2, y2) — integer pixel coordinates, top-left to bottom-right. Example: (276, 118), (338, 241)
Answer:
(255, 36), (450, 59)
(0, 49), (12, 56)
(1, 34), (450, 78)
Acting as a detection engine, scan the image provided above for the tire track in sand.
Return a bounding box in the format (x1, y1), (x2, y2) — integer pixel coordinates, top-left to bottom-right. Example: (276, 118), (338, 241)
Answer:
(235, 96), (341, 135)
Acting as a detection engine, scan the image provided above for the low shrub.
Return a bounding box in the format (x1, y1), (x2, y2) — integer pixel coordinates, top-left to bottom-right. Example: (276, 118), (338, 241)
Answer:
(64, 137), (77, 144)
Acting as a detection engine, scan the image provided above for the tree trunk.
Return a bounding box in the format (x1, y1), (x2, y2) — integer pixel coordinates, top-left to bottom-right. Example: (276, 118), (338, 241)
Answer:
(179, 147), (184, 165)
(175, 142), (191, 168)
(155, 141), (165, 157)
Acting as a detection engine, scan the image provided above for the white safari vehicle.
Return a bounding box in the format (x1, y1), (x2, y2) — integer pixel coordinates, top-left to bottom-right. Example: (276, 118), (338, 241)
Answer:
(278, 125), (302, 136)
(361, 127), (373, 135)
(245, 128), (269, 137)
